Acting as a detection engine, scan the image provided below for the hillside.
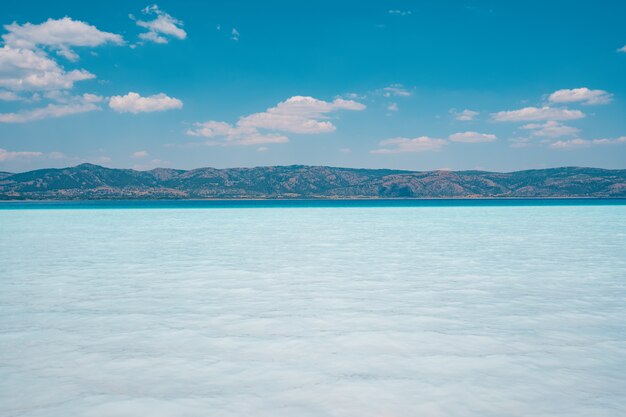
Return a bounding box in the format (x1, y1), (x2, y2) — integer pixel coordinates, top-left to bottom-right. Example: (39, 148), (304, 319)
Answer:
(0, 164), (625, 199)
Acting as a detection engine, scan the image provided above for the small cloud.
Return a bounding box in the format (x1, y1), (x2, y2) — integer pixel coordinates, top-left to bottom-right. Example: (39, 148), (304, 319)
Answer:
(0, 148), (44, 162)
(388, 10), (412, 16)
(0, 93), (102, 123)
(135, 4), (186, 44)
(132, 150), (149, 158)
(378, 84), (412, 97)
(371, 136), (447, 154)
(448, 131), (497, 143)
(509, 137), (532, 148)
(231, 28), (240, 41)
(256, 146), (269, 152)
(550, 136), (626, 150)
(0, 91), (23, 101)
(618, 45), (626, 53)
(549, 138), (591, 150)
(48, 151), (66, 160)
(109, 92), (183, 113)
(339, 148), (351, 153)
(132, 158), (169, 170)
(387, 102), (399, 112)
(91, 155), (112, 165)
(521, 121), (579, 138)
(451, 109), (479, 121)
(492, 106), (585, 122)
(548, 88), (612, 105)
(340, 92), (365, 100)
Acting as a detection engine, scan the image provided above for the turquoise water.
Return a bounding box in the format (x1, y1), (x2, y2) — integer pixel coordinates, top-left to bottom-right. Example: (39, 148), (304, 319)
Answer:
(1, 202), (625, 417)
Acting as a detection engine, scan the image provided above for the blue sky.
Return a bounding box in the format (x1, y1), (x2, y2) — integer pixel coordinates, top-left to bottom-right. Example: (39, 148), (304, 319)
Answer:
(1, 0), (625, 172)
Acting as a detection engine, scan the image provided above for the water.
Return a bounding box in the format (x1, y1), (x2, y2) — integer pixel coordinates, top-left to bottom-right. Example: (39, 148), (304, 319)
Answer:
(1, 201), (625, 417)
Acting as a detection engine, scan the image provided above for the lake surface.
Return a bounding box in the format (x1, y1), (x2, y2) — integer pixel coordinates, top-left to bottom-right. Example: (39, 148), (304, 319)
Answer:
(1, 201), (625, 417)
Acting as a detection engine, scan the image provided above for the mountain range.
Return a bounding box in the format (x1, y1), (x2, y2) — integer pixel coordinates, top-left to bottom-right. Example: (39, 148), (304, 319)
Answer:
(0, 164), (625, 199)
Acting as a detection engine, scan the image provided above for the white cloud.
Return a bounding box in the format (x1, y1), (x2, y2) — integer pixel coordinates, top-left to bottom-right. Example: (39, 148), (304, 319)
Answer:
(341, 92), (364, 100)
(521, 121), (580, 138)
(452, 109), (479, 121)
(0, 93), (101, 123)
(387, 102), (398, 112)
(135, 5), (186, 44)
(231, 28), (240, 41)
(0, 148), (43, 161)
(371, 136), (447, 154)
(388, 10), (412, 16)
(132, 150), (149, 158)
(3, 17), (124, 62)
(109, 92), (183, 113)
(238, 96), (364, 133)
(590, 136), (626, 145)
(548, 88), (612, 105)
(508, 136), (532, 149)
(549, 139), (591, 150)
(188, 121), (288, 145)
(0, 90), (22, 101)
(0, 46), (95, 92)
(448, 131), (497, 143)
(550, 136), (626, 150)
(617, 45), (626, 53)
(187, 96), (365, 146)
(492, 106), (585, 122)
(379, 84), (411, 97)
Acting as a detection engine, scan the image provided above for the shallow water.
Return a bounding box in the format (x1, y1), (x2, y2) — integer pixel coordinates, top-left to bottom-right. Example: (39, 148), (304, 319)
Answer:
(1, 203), (625, 417)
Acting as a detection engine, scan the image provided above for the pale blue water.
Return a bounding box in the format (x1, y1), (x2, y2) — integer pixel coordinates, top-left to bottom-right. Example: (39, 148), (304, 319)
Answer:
(1, 201), (625, 417)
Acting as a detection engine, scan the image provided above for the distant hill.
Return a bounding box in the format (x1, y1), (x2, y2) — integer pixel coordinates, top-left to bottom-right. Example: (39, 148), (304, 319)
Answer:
(0, 163), (625, 199)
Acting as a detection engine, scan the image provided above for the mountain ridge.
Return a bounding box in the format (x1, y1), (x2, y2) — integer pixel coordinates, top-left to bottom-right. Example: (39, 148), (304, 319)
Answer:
(1, 164), (625, 199)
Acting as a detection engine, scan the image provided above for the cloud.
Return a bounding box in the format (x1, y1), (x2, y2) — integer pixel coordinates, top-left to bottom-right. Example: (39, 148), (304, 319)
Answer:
(0, 90), (22, 101)
(135, 5), (186, 44)
(387, 102), (398, 112)
(550, 136), (626, 150)
(187, 121), (288, 145)
(452, 109), (479, 121)
(448, 131), (497, 143)
(187, 96), (365, 146)
(341, 92), (365, 100)
(238, 96), (365, 133)
(0, 148), (43, 161)
(379, 84), (412, 97)
(521, 121), (580, 138)
(0, 93), (101, 123)
(388, 10), (412, 16)
(492, 106), (585, 122)
(231, 28), (240, 41)
(132, 150), (149, 158)
(371, 136), (447, 154)
(109, 92), (183, 113)
(618, 45), (626, 53)
(131, 158), (169, 170)
(589, 136), (626, 145)
(0, 46), (95, 92)
(548, 88), (612, 105)
(2, 17), (124, 61)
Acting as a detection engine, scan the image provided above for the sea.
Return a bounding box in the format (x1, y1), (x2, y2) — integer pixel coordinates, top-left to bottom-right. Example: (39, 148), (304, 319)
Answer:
(1, 199), (625, 417)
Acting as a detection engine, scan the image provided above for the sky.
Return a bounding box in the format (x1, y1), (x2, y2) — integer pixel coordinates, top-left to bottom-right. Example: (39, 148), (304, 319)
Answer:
(0, 0), (625, 172)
